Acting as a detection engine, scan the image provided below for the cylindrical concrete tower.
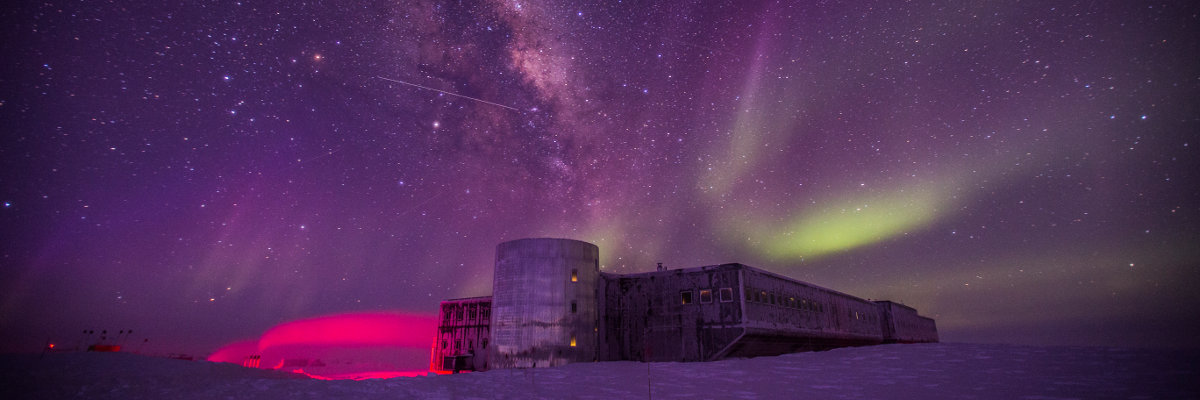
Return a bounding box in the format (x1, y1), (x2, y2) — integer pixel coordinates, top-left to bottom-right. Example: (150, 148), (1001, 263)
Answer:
(488, 238), (599, 369)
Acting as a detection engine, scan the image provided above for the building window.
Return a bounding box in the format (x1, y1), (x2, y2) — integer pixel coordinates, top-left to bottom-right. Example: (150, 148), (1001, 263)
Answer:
(720, 288), (734, 302)
(769, 293), (776, 305)
(482, 338), (488, 348)
(745, 289), (753, 301)
(760, 290), (768, 303)
(789, 297), (796, 308)
(570, 336), (577, 347)
(681, 290), (693, 305)
(700, 289), (713, 304)
(571, 269), (578, 282)
(571, 301), (577, 313)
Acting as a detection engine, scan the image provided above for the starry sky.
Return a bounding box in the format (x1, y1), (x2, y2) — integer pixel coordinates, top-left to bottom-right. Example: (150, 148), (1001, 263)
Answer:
(2, 0), (1197, 359)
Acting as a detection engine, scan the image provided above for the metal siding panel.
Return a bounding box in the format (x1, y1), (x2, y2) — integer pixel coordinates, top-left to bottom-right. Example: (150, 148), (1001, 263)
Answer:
(488, 238), (599, 369)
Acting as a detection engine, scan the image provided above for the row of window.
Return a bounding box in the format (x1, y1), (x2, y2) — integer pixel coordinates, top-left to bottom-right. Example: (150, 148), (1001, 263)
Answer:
(439, 337), (489, 352)
(746, 288), (883, 326)
(680, 287), (735, 305)
(745, 287), (826, 313)
(443, 305), (491, 322)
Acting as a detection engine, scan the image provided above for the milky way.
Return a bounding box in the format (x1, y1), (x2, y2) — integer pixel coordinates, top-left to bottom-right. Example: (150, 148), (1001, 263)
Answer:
(1, 0), (1197, 362)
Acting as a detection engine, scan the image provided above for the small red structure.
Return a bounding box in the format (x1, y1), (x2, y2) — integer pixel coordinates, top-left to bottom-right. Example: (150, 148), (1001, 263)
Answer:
(88, 344), (122, 352)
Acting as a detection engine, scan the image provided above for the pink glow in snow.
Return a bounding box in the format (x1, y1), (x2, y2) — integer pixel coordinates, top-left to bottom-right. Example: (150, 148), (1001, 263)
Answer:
(207, 312), (437, 379)
(256, 312), (436, 351)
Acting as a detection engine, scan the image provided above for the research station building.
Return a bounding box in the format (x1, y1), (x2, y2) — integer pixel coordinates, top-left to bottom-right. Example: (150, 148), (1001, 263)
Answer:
(431, 238), (937, 373)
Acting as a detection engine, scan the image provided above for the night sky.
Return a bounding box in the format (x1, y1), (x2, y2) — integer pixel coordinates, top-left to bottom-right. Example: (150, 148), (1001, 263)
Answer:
(2, 0), (1198, 359)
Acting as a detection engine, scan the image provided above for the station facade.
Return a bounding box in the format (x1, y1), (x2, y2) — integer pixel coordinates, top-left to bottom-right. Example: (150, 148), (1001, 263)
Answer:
(431, 238), (937, 373)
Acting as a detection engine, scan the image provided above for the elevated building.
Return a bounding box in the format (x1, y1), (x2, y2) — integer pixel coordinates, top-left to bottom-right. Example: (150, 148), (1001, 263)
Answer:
(430, 238), (937, 374)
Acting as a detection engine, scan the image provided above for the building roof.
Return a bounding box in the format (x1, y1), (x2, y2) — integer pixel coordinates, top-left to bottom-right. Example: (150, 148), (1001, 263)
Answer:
(604, 262), (876, 304)
(440, 295), (493, 303)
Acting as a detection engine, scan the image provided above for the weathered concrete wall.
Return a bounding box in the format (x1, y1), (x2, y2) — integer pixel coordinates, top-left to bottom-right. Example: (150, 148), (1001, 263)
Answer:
(601, 264), (745, 362)
(601, 263), (910, 361)
(876, 301), (939, 343)
(488, 238), (599, 369)
(740, 268), (884, 349)
(719, 268), (884, 358)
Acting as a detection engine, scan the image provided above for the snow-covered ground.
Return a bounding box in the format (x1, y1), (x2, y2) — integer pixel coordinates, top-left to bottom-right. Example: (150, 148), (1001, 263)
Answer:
(3, 343), (1194, 399)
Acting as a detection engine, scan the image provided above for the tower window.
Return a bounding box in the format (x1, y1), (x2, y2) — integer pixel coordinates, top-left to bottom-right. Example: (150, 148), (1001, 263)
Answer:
(571, 269), (578, 282)
(699, 289), (713, 304)
(681, 290), (693, 305)
(720, 288), (734, 302)
(571, 301), (577, 313)
(570, 336), (577, 347)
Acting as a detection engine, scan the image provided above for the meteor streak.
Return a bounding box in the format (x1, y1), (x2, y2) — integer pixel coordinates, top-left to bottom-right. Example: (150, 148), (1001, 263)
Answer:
(373, 76), (518, 111)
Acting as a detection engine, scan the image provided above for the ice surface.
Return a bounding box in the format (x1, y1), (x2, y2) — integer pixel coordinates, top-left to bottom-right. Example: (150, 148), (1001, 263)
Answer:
(3, 343), (1194, 399)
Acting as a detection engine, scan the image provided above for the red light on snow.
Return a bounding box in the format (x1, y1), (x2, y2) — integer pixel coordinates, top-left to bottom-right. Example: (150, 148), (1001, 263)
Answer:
(207, 340), (259, 363)
(257, 312), (436, 350)
(209, 311), (437, 380)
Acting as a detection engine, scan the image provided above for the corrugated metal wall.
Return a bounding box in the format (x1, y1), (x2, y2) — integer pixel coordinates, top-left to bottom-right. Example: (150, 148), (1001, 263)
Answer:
(488, 238), (599, 369)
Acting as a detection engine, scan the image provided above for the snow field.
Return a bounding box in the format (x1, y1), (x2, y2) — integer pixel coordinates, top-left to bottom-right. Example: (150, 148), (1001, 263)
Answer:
(2, 343), (1194, 399)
